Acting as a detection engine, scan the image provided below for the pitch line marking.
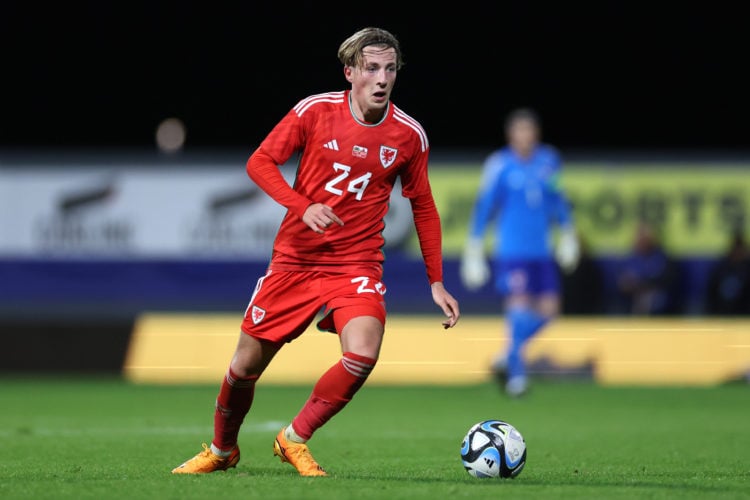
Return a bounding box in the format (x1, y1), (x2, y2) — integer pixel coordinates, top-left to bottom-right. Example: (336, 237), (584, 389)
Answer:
(600, 361), (725, 365)
(379, 361), (468, 365)
(461, 337), (594, 341)
(597, 328), (725, 332)
(139, 332), (337, 338)
(136, 333), (238, 337)
(125, 366), (209, 369)
(0, 420), (287, 438)
(536, 338), (595, 341)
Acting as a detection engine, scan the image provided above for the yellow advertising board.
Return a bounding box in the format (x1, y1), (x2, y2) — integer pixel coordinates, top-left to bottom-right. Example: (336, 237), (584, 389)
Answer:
(419, 163), (750, 257)
(123, 313), (750, 386)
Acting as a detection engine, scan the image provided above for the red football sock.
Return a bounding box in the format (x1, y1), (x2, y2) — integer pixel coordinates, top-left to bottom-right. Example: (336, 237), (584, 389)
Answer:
(291, 351), (376, 440)
(212, 367), (258, 451)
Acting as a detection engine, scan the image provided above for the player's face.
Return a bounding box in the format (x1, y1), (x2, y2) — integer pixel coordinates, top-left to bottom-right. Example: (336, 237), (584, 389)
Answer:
(507, 119), (539, 158)
(345, 46), (398, 123)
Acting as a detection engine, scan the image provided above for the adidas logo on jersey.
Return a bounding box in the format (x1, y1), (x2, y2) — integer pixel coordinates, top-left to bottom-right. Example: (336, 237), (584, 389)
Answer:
(324, 140), (339, 151)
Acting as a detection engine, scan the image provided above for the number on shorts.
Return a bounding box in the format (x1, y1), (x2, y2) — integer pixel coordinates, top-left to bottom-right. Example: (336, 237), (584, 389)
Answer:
(351, 276), (386, 295)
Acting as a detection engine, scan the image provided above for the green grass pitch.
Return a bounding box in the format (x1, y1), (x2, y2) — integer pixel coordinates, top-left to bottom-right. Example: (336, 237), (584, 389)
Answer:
(1, 377), (747, 499)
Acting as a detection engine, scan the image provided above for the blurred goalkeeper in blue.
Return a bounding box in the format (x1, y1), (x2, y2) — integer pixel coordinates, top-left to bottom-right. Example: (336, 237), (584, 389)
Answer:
(461, 108), (579, 397)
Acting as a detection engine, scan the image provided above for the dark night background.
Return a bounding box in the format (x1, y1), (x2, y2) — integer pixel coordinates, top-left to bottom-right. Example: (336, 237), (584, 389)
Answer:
(2, 1), (748, 154)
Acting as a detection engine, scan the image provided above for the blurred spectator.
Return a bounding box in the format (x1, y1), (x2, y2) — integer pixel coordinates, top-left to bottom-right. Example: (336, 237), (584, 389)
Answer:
(616, 222), (679, 315)
(704, 230), (750, 315)
(561, 231), (606, 315)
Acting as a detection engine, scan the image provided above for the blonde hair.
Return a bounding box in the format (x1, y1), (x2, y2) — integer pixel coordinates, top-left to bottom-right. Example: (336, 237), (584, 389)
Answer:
(337, 27), (404, 70)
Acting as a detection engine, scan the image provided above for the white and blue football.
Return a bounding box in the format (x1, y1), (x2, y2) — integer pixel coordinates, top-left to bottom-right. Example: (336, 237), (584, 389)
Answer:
(460, 419), (526, 478)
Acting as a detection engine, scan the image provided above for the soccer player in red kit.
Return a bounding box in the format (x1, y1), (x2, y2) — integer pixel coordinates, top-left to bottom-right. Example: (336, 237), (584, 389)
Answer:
(172, 27), (460, 477)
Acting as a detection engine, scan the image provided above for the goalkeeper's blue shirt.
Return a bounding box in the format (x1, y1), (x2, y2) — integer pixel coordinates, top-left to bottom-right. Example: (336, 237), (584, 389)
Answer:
(467, 144), (574, 260)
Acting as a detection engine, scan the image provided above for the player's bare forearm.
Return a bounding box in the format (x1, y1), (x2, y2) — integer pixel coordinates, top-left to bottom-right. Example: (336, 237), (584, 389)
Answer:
(431, 281), (460, 329)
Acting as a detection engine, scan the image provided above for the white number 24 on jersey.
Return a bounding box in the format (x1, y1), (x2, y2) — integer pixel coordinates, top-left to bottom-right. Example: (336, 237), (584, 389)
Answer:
(324, 162), (372, 201)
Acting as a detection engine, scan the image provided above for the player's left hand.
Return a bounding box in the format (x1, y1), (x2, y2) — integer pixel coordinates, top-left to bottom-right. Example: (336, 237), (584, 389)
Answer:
(555, 227), (580, 274)
(302, 203), (344, 234)
(431, 282), (460, 329)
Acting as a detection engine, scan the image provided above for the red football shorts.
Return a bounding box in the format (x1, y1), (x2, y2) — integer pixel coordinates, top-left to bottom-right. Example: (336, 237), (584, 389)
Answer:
(240, 270), (387, 346)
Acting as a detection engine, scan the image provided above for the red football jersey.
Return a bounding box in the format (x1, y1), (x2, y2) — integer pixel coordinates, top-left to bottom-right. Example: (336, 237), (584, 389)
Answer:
(247, 90), (442, 282)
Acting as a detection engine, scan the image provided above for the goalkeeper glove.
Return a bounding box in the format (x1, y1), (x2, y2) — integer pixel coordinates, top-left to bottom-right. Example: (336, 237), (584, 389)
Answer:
(555, 227), (581, 274)
(460, 238), (490, 291)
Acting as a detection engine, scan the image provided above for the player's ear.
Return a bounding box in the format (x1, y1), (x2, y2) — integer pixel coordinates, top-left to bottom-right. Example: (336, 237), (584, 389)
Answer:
(344, 65), (355, 83)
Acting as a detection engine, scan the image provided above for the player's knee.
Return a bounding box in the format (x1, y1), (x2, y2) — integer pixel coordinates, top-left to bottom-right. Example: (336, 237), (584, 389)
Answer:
(230, 332), (280, 377)
(339, 316), (384, 359)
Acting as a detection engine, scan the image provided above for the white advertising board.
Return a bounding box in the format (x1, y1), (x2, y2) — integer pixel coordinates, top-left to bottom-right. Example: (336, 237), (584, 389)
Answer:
(0, 164), (414, 259)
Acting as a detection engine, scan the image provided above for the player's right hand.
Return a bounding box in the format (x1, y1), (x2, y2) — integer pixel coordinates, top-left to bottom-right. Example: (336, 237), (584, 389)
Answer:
(460, 238), (490, 291)
(302, 203), (344, 234)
